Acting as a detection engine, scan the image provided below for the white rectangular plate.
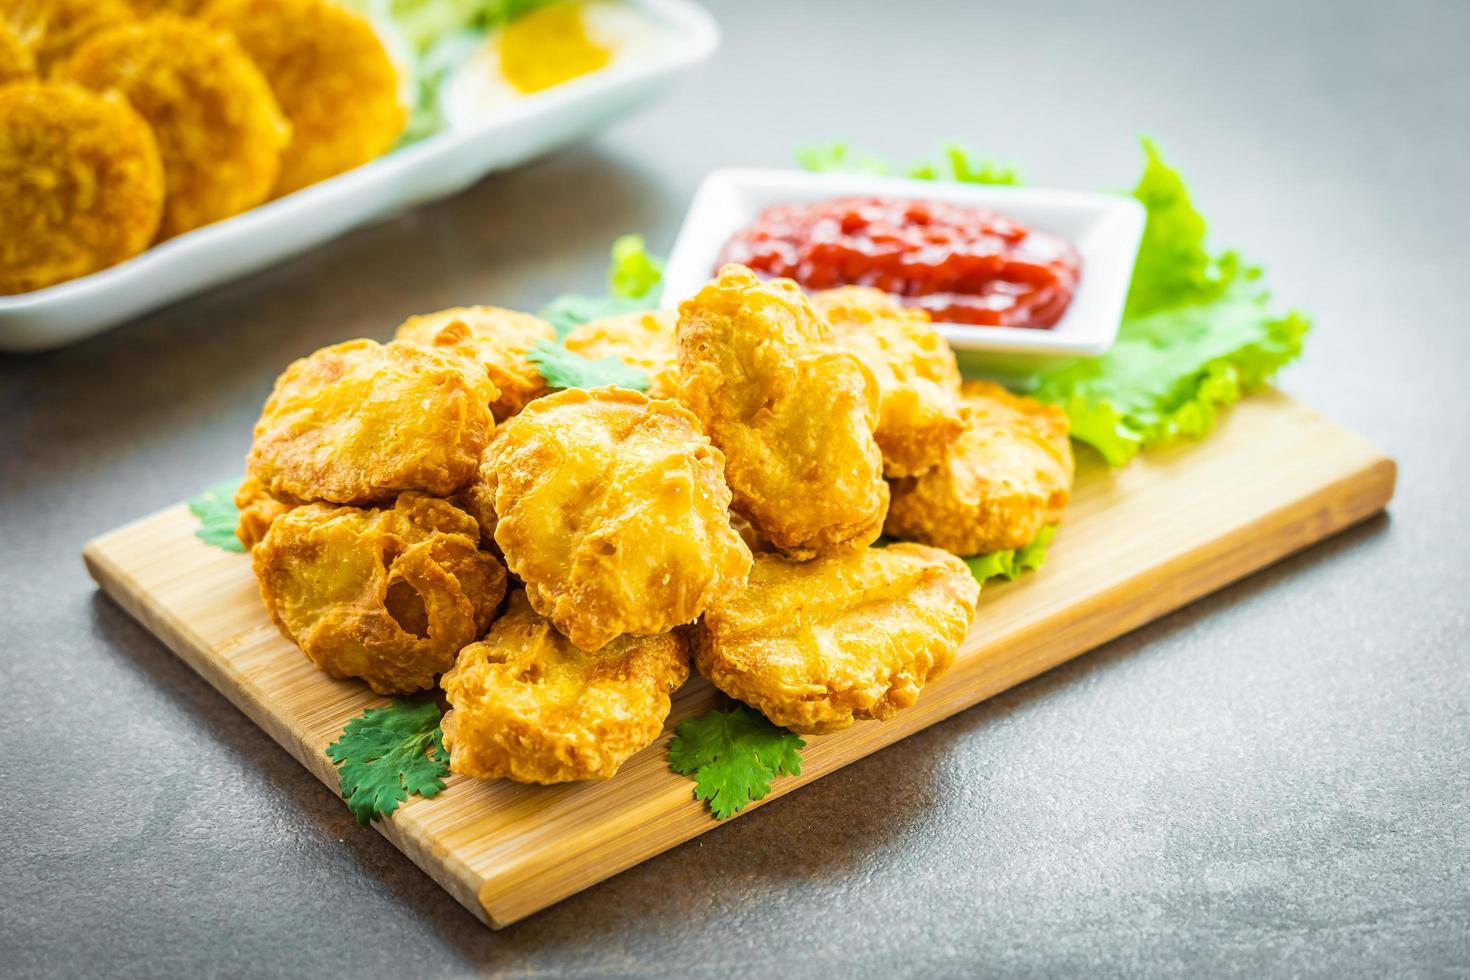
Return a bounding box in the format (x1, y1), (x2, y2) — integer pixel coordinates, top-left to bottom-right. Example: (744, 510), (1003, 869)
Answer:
(661, 168), (1144, 361)
(0, 0), (718, 353)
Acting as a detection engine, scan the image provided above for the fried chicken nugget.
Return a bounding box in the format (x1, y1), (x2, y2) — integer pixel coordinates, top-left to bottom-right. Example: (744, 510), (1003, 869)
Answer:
(480, 386), (752, 652)
(885, 381), (1074, 555)
(564, 309), (681, 399)
(254, 493), (507, 694)
(441, 591), (689, 783)
(677, 265), (888, 560)
(202, 0), (405, 197)
(393, 306), (554, 421)
(233, 475), (299, 550)
(810, 287), (964, 478)
(0, 19), (35, 84)
(246, 338), (498, 506)
(1, 0), (131, 75)
(0, 83), (163, 295)
(56, 15), (289, 239)
(697, 543), (980, 734)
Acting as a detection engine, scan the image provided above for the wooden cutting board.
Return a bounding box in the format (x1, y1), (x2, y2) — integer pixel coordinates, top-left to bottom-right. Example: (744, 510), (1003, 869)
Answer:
(83, 389), (1395, 928)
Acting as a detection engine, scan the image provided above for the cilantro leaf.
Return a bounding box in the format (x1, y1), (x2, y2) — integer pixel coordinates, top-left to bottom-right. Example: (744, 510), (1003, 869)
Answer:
(964, 525), (1056, 583)
(325, 700), (450, 825)
(187, 480), (245, 553)
(527, 339), (649, 391)
(668, 705), (805, 820)
(539, 234), (666, 339)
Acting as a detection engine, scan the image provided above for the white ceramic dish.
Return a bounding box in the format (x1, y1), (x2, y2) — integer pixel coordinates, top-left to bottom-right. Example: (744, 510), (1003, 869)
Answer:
(0, 0), (719, 353)
(661, 168), (1145, 364)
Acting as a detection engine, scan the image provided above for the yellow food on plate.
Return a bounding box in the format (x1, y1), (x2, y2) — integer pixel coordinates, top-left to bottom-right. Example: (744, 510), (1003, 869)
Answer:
(254, 493), (507, 695)
(810, 286), (964, 478)
(394, 305), (555, 421)
(479, 385), (752, 652)
(445, 0), (669, 121)
(677, 264), (888, 560)
(440, 590), (689, 783)
(696, 543), (980, 734)
(564, 309), (680, 399)
(0, 18), (36, 84)
(56, 15), (289, 240)
(245, 338), (497, 506)
(202, 0), (405, 197)
(885, 380), (1074, 555)
(1, 0), (132, 75)
(0, 83), (163, 295)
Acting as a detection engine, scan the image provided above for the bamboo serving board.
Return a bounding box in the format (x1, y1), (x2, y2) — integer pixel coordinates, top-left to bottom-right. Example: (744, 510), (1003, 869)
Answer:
(83, 390), (1395, 928)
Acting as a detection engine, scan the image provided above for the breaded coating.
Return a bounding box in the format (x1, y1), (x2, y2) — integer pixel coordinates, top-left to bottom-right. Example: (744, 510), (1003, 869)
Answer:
(1, 0), (131, 75)
(254, 493), (507, 695)
(128, 0), (206, 14)
(564, 309), (680, 399)
(885, 381), (1074, 555)
(233, 475), (299, 550)
(0, 83), (163, 295)
(697, 543), (979, 734)
(56, 16), (289, 239)
(203, 0), (405, 196)
(677, 265), (888, 560)
(245, 338), (498, 506)
(481, 386), (752, 652)
(810, 286), (964, 477)
(441, 591), (689, 783)
(393, 306), (554, 421)
(0, 19), (35, 84)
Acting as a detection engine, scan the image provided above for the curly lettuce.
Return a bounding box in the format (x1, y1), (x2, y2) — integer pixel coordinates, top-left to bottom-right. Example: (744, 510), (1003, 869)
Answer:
(1014, 139), (1311, 465)
(797, 141), (1022, 186)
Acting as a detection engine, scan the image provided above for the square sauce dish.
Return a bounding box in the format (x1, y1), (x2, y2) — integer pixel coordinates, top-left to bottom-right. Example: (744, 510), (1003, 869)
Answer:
(661, 169), (1145, 370)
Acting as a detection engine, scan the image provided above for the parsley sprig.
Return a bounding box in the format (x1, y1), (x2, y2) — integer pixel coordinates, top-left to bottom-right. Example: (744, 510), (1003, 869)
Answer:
(187, 479), (245, 553)
(527, 340), (649, 392)
(668, 705), (805, 820)
(326, 700), (451, 825)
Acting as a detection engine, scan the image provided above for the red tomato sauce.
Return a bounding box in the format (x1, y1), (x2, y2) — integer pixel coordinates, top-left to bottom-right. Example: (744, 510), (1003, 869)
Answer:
(717, 197), (1081, 328)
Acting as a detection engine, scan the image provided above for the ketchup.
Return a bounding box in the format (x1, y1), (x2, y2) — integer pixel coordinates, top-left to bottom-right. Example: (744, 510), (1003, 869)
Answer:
(717, 197), (1081, 328)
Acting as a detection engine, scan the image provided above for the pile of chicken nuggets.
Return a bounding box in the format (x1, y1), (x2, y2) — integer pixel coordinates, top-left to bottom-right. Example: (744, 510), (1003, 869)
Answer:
(0, 0), (404, 294)
(236, 264), (1076, 784)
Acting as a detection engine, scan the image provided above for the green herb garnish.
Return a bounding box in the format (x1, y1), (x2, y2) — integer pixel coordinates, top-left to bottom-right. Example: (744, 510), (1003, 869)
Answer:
(527, 340), (649, 391)
(187, 480), (245, 553)
(668, 705), (805, 820)
(325, 700), (451, 825)
(540, 234), (665, 339)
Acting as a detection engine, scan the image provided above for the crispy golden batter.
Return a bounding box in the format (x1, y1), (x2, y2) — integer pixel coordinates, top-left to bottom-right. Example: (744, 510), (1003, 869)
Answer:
(0, 19), (35, 84)
(202, 0), (404, 196)
(254, 493), (507, 695)
(0, 83), (163, 295)
(56, 16), (289, 239)
(481, 386), (751, 651)
(1, 0), (131, 75)
(245, 338), (498, 506)
(696, 543), (979, 734)
(564, 309), (680, 399)
(393, 306), (554, 421)
(441, 591), (689, 783)
(810, 286), (963, 477)
(885, 380), (1074, 555)
(127, 0), (207, 17)
(677, 265), (888, 560)
(233, 475), (299, 550)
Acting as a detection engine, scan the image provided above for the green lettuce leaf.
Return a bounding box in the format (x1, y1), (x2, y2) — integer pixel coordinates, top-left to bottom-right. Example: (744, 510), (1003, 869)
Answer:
(1015, 139), (1310, 464)
(796, 140), (1021, 185)
(964, 525), (1056, 583)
